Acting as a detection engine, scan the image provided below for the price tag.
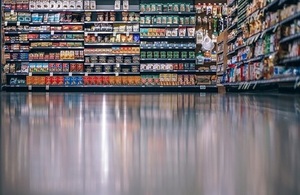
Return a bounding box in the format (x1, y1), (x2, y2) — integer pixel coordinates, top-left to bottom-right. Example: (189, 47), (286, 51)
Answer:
(94, 32), (98, 36)
(69, 72), (72, 76)
(46, 85), (50, 91)
(85, 72), (88, 76)
(116, 63), (120, 67)
(126, 32), (129, 36)
(84, 32), (88, 36)
(51, 30), (54, 35)
(115, 72), (119, 76)
(17, 21), (20, 26)
(90, 63), (94, 67)
(200, 85), (206, 90)
(50, 72), (53, 76)
(29, 72), (32, 76)
(113, 31), (117, 36)
(28, 85), (32, 91)
(11, 10), (14, 14)
(4, 21), (8, 26)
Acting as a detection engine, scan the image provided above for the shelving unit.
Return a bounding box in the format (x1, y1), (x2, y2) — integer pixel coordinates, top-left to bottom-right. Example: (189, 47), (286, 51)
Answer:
(194, 1), (227, 86)
(216, 30), (228, 84)
(221, 0), (300, 92)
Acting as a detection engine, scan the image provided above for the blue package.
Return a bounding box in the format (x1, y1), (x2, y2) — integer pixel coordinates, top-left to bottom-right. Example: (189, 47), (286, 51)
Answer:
(64, 76), (71, 85)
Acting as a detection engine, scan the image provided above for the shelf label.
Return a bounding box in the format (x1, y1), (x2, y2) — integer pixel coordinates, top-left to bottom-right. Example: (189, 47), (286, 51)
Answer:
(17, 21), (20, 26)
(85, 72), (88, 76)
(90, 63), (94, 67)
(69, 72), (72, 76)
(113, 32), (117, 36)
(295, 77), (300, 89)
(29, 72), (32, 76)
(50, 72), (53, 76)
(84, 32), (88, 36)
(51, 30), (54, 35)
(5, 21), (8, 26)
(46, 85), (50, 91)
(28, 85), (32, 91)
(126, 32), (129, 36)
(11, 10), (14, 14)
(116, 63), (120, 67)
(200, 85), (206, 90)
(94, 32), (98, 36)
(115, 72), (119, 76)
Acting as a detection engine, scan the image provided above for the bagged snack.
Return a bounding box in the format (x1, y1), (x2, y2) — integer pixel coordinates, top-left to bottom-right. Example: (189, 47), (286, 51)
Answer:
(187, 28), (195, 36)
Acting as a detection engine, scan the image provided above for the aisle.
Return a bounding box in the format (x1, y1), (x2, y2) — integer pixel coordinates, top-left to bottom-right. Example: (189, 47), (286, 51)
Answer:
(1, 93), (300, 195)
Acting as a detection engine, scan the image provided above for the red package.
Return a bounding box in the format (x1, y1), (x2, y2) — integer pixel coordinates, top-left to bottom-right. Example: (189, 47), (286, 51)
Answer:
(103, 76), (109, 85)
(83, 76), (90, 85)
(95, 76), (103, 85)
(50, 76), (58, 85)
(57, 76), (64, 85)
(45, 76), (51, 85)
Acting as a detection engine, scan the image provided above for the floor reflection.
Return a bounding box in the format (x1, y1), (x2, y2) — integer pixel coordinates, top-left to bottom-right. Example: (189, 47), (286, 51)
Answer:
(1, 93), (300, 195)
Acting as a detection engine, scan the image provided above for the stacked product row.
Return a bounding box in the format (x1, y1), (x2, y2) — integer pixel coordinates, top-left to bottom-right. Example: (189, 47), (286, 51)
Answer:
(222, 0), (300, 84)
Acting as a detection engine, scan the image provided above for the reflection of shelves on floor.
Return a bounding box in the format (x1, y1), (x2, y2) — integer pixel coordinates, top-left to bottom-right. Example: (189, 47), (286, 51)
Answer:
(140, 24), (195, 28)
(140, 70), (216, 74)
(5, 50), (29, 53)
(140, 36), (194, 39)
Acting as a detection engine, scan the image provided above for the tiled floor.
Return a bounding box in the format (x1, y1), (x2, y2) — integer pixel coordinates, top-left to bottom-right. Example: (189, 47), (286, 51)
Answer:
(1, 93), (300, 195)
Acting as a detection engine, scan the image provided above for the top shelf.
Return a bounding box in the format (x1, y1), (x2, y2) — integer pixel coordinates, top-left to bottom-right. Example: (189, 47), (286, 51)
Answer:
(140, 12), (196, 15)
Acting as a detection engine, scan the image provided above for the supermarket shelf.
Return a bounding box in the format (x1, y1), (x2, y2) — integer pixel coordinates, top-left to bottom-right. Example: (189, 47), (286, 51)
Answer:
(28, 59), (84, 62)
(217, 61), (224, 65)
(5, 41), (29, 44)
(227, 50), (237, 56)
(141, 58), (195, 61)
(84, 21), (139, 24)
(84, 63), (139, 66)
(29, 22), (84, 25)
(28, 39), (84, 41)
(227, 23), (237, 31)
(246, 55), (264, 63)
(217, 72), (224, 76)
(197, 61), (217, 66)
(227, 36), (237, 43)
(30, 47), (84, 49)
(84, 53), (139, 56)
(140, 70), (216, 74)
(140, 46), (196, 50)
(84, 9), (140, 12)
(4, 9), (31, 12)
(280, 12), (300, 26)
(217, 50), (224, 55)
(140, 11), (196, 15)
(235, 44), (246, 51)
(6, 72), (140, 76)
(228, 8), (238, 18)
(29, 9), (84, 12)
(279, 33), (300, 44)
(84, 43), (140, 46)
(140, 24), (195, 28)
(5, 21), (30, 25)
(6, 59), (29, 62)
(28, 30), (85, 33)
(84, 31), (139, 34)
(3, 85), (218, 92)
(5, 31), (29, 34)
(261, 24), (277, 37)
(228, 0), (236, 7)
(224, 76), (299, 92)
(279, 56), (300, 65)
(5, 50), (29, 53)
(140, 36), (195, 39)
(264, 0), (279, 12)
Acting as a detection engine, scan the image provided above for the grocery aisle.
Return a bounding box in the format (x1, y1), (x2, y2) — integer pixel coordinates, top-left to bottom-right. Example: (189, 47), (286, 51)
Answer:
(1, 93), (300, 195)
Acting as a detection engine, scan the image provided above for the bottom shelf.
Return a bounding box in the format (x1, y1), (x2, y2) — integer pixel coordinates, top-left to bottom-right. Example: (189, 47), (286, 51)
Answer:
(3, 85), (218, 93)
(222, 76), (300, 93)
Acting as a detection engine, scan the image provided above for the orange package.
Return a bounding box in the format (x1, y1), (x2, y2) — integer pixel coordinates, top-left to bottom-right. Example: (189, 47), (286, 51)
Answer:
(26, 76), (33, 85)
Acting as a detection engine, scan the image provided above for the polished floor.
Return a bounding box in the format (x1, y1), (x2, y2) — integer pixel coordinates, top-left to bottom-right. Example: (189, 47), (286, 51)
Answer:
(1, 92), (300, 195)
